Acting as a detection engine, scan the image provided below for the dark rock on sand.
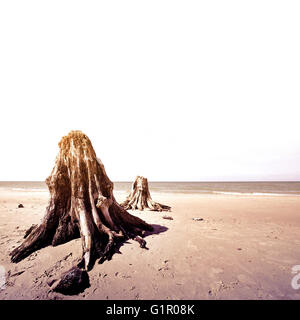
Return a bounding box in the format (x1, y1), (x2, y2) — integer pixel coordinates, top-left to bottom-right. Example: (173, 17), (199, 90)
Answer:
(163, 216), (173, 220)
(51, 266), (90, 295)
(18, 204), (24, 208)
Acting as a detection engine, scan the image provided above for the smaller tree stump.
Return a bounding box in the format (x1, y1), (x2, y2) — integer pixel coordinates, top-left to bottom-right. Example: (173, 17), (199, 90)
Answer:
(121, 176), (171, 212)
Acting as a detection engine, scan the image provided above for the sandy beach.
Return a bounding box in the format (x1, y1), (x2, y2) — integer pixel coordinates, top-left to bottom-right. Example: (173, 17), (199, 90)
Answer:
(0, 189), (300, 300)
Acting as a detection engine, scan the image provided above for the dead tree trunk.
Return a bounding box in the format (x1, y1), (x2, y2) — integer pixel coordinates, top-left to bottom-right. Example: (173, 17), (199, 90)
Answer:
(10, 131), (153, 270)
(121, 176), (171, 212)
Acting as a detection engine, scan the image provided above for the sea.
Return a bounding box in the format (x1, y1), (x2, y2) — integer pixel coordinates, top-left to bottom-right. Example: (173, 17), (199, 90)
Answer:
(0, 181), (300, 197)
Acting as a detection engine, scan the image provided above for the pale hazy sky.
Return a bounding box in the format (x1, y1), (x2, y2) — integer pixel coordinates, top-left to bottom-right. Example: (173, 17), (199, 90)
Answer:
(0, 1), (300, 181)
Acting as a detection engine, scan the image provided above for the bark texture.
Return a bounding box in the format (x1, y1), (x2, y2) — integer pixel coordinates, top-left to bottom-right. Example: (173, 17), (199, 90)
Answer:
(121, 176), (171, 212)
(10, 131), (153, 270)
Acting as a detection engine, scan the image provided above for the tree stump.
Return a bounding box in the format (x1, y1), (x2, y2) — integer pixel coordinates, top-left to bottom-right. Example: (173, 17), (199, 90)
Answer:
(121, 176), (171, 212)
(10, 131), (153, 270)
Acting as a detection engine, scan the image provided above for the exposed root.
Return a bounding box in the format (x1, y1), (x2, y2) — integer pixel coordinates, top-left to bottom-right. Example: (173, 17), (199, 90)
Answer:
(134, 236), (147, 249)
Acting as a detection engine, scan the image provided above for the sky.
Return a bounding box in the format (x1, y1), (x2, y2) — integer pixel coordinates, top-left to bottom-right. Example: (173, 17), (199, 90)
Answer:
(0, 1), (300, 181)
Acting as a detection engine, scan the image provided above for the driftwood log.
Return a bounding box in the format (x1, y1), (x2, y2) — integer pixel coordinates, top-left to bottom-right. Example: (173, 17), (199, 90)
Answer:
(121, 176), (171, 212)
(10, 131), (153, 270)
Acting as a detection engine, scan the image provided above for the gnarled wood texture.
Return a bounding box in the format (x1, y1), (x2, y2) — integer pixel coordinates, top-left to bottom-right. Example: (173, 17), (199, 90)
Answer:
(10, 131), (153, 270)
(121, 176), (171, 212)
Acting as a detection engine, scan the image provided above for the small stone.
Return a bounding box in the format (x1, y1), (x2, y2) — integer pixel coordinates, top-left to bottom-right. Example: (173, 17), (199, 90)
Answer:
(51, 266), (89, 295)
(193, 217), (203, 221)
(18, 204), (24, 208)
(237, 248), (242, 251)
(163, 216), (173, 220)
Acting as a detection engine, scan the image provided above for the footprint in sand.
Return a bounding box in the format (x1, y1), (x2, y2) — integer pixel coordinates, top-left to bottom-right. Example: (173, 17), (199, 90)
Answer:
(157, 260), (175, 279)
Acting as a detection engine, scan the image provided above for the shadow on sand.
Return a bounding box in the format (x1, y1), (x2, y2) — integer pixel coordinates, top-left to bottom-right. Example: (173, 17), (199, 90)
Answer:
(100, 223), (169, 265)
(63, 224), (169, 294)
(144, 224), (168, 237)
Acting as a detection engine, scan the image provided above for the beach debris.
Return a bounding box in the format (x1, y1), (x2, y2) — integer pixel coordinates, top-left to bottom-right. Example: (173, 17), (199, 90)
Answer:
(158, 265), (169, 272)
(7, 270), (25, 278)
(120, 176), (171, 212)
(237, 248), (242, 251)
(49, 266), (89, 295)
(18, 204), (24, 208)
(163, 215), (173, 220)
(193, 217), (204, 221)
(10, 131), (153, 271)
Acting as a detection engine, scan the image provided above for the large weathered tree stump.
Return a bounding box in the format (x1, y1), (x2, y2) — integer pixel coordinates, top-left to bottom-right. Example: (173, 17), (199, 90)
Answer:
(121, 176), (171, 212)
(10, 131), (153, 270)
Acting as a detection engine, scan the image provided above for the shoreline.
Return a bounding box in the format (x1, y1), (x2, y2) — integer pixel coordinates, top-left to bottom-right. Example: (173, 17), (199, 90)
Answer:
(2, 187), (300, 198)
